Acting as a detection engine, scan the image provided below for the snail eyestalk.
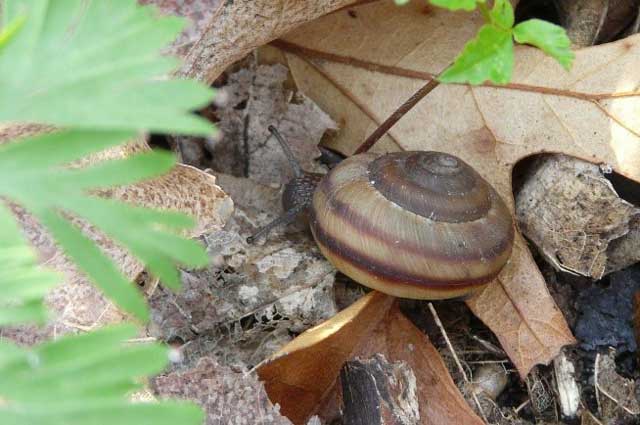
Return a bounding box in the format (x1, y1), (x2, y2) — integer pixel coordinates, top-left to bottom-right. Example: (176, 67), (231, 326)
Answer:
(268, 125), (303, 178)
(247, 126), (323, 244)
(246, 203), (306, 244)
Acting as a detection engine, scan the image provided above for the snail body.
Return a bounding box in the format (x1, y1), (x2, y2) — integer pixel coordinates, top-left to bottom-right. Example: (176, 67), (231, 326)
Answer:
(250, 127), (515, 300)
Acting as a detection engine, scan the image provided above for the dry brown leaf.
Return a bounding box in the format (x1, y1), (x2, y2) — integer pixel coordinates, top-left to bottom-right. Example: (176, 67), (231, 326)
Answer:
(258, 292), (484, 425)
(178, 0), (358, 83)
(265, 0), (640, 376)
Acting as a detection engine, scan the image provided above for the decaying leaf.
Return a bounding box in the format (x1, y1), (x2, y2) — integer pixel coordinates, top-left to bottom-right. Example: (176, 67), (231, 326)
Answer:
(211, 63), (336, 184)
(148, 173), (338, 368)
(264, 0), (640, 376)
(153, 356), (295, 425)
(258, 292), (484, 425)
(595, 350), (640, 420)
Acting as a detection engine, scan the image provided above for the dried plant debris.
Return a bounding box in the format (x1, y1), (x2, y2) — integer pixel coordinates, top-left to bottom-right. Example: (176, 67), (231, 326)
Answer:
(149, 173), (337, 369)
(554, 351), (581, 419)
(575, 265), (640, 352)
(140, 0), (222, 57)
(516, 155), (640, 280)
(526, 367), (558, 423)
(595, 350), (640, 422)
(152, 356), (295, 425)
(209, 63), (337, 183)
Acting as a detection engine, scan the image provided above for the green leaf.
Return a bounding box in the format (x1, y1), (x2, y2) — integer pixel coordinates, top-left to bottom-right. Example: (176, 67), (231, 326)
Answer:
(489, 0), (514, 29)
(439, 24), (514, 84)
(513, 18), (574, 70)
(429, 0), (478, 11)
(0, 14), (25, 50)
(0, 325), (205, 425)
(0, 203), (60, 325)
(37, 210), (150, 321)
(0, 0), (215, 135)
(0, 130), (209, 320)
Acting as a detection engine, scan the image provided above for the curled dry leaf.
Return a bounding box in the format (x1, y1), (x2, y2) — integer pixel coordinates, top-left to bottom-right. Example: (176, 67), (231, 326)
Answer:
(177, 0), (359, 83)
(268, 0), (640, 376)
(258, 292), (484, 425)
(1, 125), (233, 337)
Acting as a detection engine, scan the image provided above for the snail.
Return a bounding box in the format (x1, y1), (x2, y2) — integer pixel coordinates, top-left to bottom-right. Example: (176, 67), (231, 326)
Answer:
(248, 126), (514, 300)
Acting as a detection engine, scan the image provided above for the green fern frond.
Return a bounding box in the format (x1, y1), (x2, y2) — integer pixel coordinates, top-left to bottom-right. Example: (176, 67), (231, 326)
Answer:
(0, 0), (215, 135)
(0, 325), (204, 425)
(0, 203), (60, 325)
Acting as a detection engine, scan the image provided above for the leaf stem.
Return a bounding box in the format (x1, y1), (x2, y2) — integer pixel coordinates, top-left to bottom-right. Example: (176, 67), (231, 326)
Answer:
(478, 2), (491, 23)
(354, 78), (440, 154)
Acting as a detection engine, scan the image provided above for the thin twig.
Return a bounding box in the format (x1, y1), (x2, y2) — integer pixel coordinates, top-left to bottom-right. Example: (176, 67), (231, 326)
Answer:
(354, 79), (440, 154)
(514, 398), (530, 414)
(428, 302), (488, 423)
(594, 352), (602, 416)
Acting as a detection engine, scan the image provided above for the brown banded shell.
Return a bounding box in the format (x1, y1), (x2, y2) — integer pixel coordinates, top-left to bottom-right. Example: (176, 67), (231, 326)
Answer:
(309, 151), (514, 299)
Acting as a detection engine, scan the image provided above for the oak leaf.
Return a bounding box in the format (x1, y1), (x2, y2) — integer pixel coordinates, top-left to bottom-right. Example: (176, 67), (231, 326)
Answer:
(267, 1), (640, 378)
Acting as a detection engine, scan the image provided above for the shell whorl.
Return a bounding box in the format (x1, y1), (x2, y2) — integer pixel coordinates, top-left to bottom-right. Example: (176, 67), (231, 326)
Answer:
(309, 151), (514, 300)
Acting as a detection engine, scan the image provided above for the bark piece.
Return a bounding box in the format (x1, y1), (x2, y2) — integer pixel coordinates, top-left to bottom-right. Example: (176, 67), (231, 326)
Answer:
(341, 354), (420, 425)
(515, 154), (640, 279)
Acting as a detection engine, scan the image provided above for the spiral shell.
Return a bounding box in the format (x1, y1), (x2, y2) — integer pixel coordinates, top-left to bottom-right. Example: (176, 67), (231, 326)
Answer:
(309, 151), (514, 299)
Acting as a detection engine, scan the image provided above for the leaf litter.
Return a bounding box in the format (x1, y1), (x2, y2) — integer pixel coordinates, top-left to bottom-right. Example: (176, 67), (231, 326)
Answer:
(142, 2), (640, 423)
(7, 1), (640, 424)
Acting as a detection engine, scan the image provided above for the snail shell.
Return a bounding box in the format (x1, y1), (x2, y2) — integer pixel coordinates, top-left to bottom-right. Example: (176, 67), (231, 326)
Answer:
(309, 151), (514, 299)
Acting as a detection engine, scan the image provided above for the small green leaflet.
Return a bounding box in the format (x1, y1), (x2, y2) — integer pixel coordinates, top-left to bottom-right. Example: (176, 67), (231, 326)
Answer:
(0, 204), (61, 326)
(0, 325), (204, 425)
(0, 0), (215, 135)
(431, 0), (573, 84)
(439, 24), (513, 84)
(514, 19), (574, 70)
(394, 0), (479, 10)
(0, 130), (210, 321)
(430, 0), (479, 11)
(0, 14), (24, 49)
(488, 0), (513, 29)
